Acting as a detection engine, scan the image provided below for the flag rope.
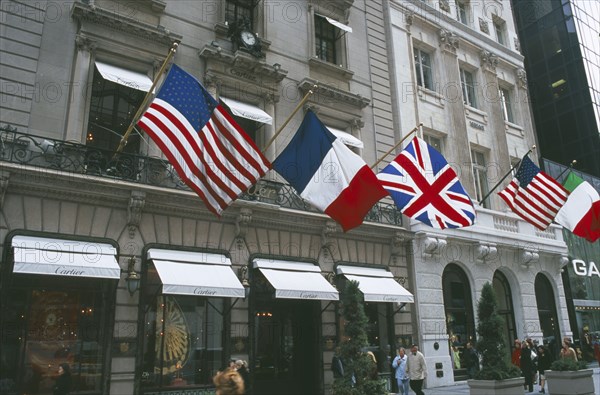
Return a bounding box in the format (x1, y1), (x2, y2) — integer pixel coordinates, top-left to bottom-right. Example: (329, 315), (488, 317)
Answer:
(262, 85), (318, 154)
(370, 123), (422, 170)
(478, 144), (536, 206)
(113, 42), (179, 159)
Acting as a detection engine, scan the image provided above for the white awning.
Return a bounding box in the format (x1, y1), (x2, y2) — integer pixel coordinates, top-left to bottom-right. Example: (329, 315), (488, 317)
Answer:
(327, 126), (364, 149)
(322, 16), (353, 33)
(253, 258), (339, 301)
(148, 248), (245, 298)
(220, 97), (273, 125)
(336, 265), (414, 303)
(11, 235), (120, 280)
(95, 61), (153, 92)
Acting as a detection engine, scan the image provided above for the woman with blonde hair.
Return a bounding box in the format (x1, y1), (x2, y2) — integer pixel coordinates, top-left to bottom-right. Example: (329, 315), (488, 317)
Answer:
(213, 368), (245, 395)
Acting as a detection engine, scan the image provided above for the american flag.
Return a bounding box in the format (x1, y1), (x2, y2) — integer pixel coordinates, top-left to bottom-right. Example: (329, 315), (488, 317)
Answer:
(377, 136), (476, 229)
(498, 155), (568, 230)
(137, 65), (271, 216)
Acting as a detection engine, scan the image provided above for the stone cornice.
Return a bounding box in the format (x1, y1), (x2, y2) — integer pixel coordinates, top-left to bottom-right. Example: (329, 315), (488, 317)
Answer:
(71, 2), (182, 45)
(298, 78), (370, 109)
(199, 45), (288, 84)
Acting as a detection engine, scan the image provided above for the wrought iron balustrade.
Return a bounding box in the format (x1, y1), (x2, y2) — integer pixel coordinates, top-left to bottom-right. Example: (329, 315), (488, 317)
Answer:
(0, 125), (402, 226)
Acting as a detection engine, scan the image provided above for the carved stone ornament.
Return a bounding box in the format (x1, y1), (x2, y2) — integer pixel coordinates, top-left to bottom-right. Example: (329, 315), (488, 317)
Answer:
(0, 171), (9, 210)
(439, 0), (450, 12)
(235, 208), (253, 242)
(127, 191), (146, 238)
(391, 232), (406, 257)
(321, 221), (338, 252)
(405, 11), (414, 27)
(514, 37), (521, 53)
(480, 50), (499, 73)
(479, 18), (489, 34)
(475, 243), (498, 264)
(439, 29), (459, 53)
(75, 34), (97, 52)
(516, 68), (528, 89)
(422, 236), (447, 258)
(521, 248), (540, 268)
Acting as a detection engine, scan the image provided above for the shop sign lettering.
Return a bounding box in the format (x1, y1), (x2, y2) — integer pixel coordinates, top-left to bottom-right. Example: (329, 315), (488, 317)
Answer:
(572, 259), (600, 278)
(383, 295), (400, 302)
(300, 292), (318, 299)
(193, 288), (217, 296)
(55, 266), (85, 276)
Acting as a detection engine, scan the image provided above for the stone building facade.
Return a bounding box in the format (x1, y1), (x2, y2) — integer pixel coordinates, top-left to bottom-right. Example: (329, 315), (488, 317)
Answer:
(0, 0), (574, 393)
(1, 1), (415, 394)
(384, 0), (570, 387)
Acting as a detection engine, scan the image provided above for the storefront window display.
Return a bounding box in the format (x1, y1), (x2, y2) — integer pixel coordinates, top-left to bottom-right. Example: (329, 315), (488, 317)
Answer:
(562, 231), (600, 362)
(140, 265), (225, 392)
(0, 275), (113, 394)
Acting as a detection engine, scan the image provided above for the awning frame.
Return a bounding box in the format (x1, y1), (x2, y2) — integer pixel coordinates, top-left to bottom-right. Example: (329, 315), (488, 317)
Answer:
(335, 264), (414, 303)
(95, 61), (154, 92)
(146, 248), (245, 299)
(220, 96), (273, 125)
(252, 258), (339, 301)
(11, 234), (121, 280)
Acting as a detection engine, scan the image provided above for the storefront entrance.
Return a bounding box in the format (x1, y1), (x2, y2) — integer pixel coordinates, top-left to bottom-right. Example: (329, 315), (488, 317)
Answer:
(252, 298), (320, 395)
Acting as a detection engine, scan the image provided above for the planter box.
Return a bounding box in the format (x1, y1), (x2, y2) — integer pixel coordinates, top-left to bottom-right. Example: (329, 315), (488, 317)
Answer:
(546, 369), (595, 395)
(468, 377), (524, 395)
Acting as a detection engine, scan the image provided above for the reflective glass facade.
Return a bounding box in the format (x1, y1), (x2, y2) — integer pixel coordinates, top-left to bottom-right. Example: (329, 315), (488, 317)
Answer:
(512, 0), (600, 177)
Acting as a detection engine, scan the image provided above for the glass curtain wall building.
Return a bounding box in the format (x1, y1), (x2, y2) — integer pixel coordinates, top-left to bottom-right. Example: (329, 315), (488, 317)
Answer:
(511, 0), (600, 177)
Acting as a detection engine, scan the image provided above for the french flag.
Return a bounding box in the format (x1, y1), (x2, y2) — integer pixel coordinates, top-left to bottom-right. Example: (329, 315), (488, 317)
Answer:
(273, 110), (388, 231)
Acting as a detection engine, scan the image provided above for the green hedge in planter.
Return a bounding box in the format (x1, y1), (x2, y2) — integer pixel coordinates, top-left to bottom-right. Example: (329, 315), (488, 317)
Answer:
(549, 359), (588, 371)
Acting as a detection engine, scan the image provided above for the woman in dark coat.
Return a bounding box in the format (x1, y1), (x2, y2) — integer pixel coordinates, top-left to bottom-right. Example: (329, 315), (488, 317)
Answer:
(520, 341), (533, 393)
(537, 346), (552, 394)
(53, 363), (71, 395)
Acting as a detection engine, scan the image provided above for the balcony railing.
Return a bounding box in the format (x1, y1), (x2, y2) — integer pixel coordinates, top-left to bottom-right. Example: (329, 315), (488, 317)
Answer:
(0, 126), (402, 227)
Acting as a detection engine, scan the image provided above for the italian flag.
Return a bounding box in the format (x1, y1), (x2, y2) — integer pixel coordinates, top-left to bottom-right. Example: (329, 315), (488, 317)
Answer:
(555, 172), (600, 242)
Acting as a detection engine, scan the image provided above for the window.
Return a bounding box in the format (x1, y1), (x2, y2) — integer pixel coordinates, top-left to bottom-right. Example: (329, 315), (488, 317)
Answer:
(1, 276), (113, 394)
(225, 0), (255, 30)
(499, 87), (514, 123)
(414, 47), (434, 90)
(424, 134), (443, 153)
(460, 68), (477, 108)
(457, 1), (469, 25)
(315, 14), (338, 64)
(494, 19), (506, 46)
(87, 67), (144, 155)
(471, 149), (490, 208)
(141, 265), (225, 390)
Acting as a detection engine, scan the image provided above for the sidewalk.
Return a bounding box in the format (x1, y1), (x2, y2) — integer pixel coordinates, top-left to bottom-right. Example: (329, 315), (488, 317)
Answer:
(416, 366), (600, 394)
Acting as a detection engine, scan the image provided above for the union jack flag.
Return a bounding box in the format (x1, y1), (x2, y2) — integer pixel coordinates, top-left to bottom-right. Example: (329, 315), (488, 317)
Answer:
(377, 136), (476, 229)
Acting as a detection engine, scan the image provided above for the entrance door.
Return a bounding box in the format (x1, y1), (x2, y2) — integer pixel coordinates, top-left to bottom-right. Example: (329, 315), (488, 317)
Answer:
(252, 298), (320, 395)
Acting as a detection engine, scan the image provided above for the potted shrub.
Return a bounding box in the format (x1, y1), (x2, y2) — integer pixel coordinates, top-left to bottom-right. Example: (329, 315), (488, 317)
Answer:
(546, 358), (595, 395)
(468, 283), (523, 395)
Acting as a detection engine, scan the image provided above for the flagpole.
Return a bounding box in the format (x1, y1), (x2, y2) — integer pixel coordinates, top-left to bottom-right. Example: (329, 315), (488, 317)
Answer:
(370, 123), (422, 169)
(556, 160), (577, 181)
(479, 144), (536, 206)
(112, 42), (179, 159)
(262, 85), (318, 154)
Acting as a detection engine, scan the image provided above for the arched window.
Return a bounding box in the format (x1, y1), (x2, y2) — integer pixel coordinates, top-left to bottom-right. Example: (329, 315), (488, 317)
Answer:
(493, 270), (517, 355)
(443, 263), (475, 377)
(535, 273), (561, 357)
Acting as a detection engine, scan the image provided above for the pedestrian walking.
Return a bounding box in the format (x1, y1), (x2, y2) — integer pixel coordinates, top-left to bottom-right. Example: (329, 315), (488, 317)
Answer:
(536, 345), (551, 394)
(392, 347), (409, 395)
(406, 344), (426, 395)
(464, 342), (479, 379)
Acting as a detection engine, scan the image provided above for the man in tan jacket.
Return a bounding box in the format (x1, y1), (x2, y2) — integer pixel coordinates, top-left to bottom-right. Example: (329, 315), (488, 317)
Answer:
(406, 344), (427, 395)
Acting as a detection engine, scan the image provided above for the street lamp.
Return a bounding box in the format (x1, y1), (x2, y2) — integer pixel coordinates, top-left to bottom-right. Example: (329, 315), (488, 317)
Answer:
(125, 257), (140, 296)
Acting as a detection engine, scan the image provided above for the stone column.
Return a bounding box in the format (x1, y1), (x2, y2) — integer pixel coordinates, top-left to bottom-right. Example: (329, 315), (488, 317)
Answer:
(65, 35), (95, 142)
(479, 50), (511, 209)
(437, 29), (476, 197)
